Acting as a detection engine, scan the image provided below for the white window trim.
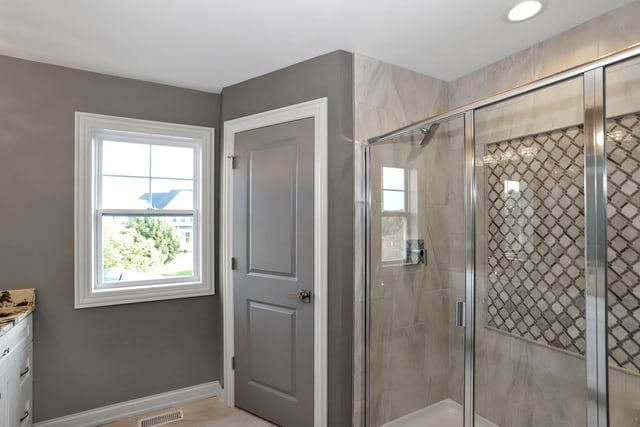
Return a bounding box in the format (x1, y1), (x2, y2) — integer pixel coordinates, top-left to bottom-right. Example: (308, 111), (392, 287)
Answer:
(74, 112), (215, 308)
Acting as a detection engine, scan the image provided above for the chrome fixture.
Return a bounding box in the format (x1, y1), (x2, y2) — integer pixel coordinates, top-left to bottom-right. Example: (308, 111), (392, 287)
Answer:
(419, 122), (440, 146)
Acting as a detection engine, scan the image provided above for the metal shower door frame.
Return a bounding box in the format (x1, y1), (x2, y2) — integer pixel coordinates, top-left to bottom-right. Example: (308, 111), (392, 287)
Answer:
(363, 42), (640, 427)
(463, 110), (476, 427)
(583, 67), (609, 426)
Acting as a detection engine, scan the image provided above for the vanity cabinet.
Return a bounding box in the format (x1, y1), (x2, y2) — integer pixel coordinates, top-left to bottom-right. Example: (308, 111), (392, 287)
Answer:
(0, 315), (33, 427)
(0, 362), (9, 426)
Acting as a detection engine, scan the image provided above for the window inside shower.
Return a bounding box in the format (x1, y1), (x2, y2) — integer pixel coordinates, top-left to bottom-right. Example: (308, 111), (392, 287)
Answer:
(381, 166), (408, 264)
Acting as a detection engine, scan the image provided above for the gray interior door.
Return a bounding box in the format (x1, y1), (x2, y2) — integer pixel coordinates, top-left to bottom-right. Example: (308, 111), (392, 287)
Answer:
(233, 118), (314, 426)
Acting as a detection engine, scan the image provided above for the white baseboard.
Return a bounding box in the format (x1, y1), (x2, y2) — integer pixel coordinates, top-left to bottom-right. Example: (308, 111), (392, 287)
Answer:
(34, 381), (223, 427)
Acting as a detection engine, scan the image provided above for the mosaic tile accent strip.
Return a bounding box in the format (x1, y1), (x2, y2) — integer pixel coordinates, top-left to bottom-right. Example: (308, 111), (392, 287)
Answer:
(484, 113), (640, 374)
(484, 126), (587, 355)
(606, 113), (640, 373)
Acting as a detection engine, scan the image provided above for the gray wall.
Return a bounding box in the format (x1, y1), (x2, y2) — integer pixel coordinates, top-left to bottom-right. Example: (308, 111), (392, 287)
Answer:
(221, 50), (355, 427)
(0, 55), (221, 422)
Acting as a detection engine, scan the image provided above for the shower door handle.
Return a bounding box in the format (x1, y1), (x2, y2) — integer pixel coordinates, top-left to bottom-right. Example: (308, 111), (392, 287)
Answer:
(455, 301), (466, 328)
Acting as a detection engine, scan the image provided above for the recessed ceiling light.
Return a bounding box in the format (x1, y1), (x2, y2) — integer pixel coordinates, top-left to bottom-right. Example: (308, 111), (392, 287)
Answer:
(506, 1), (543, 22)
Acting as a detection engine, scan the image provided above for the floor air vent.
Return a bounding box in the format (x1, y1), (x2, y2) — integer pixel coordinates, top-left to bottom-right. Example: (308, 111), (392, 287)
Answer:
(138, 409), (184, 427)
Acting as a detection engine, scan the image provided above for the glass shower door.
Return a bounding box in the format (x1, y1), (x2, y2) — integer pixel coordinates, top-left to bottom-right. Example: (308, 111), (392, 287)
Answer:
(473, 77), (587, 427)
(367, 116), (465, 426)
(606, 57), (640, 427)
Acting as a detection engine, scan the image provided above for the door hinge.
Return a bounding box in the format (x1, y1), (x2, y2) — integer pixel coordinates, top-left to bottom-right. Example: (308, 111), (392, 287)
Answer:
(231, 257), (237, 270)
(227, 155), (236, 169)
(231, 356), (235, 370)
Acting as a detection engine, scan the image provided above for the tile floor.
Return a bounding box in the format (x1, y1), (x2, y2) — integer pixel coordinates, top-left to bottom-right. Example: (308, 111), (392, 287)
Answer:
(103, 397), (276, 427)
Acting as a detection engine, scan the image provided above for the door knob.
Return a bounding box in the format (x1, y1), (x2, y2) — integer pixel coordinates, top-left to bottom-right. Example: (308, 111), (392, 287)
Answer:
(288, 290), (312, 303)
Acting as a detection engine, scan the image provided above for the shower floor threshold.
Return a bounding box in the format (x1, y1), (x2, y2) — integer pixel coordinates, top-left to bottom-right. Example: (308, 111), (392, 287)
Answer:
(381, 398), (499, 427)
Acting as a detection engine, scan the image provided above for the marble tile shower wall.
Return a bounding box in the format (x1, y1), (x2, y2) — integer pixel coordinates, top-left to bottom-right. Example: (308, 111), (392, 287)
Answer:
(484, 115), (640, 375)
(474, 93), (589, 425)
(452, 3), (640, 425)
(606, 58), (640, 427)
(606, 113), (640, 373)
(356, 2), (640, 425)
(471, 81), (640, 427)
(354, 54), (464, 426)
(484, 126), (587, 356)
(448, 1), (640, 110)
(367, 127), (465, 426)
(443, 4), (640, 426)
(353, 55), (448, 142)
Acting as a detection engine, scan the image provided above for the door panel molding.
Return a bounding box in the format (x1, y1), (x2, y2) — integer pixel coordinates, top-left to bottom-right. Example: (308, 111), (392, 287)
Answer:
(222, 98), (328, 427)
(247, 139), (298, 278)
(247, 301), (297, 397)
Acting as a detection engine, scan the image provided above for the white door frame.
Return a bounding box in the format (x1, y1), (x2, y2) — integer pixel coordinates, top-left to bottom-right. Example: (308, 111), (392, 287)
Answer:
(221, 98), (328, 427)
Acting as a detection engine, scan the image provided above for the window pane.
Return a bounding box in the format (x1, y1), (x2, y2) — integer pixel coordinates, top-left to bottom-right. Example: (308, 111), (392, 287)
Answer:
(381, 216), (405, 262)
(147, 179), (194, 210)
(382, 166), (405, 190)
(151, 145), (194, 179)
(101, 215), (194, 285)
(102, 141), (150, 177)
(383, 190), (404, 211)
(101, 177), (150, 209)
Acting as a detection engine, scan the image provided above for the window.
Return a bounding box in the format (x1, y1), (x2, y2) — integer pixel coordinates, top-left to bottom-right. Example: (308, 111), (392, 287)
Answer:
(75, 113), (214, 308)
(381, 166), (407, 264)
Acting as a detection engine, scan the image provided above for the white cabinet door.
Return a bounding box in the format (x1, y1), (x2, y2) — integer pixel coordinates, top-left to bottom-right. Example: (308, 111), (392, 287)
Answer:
(0, 361), (11, 427)
(0, 316), (33, 427)
(11, 343), (32, 426)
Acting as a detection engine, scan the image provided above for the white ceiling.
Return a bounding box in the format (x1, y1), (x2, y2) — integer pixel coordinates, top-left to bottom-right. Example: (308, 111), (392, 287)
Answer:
(0, 0), (634, 92)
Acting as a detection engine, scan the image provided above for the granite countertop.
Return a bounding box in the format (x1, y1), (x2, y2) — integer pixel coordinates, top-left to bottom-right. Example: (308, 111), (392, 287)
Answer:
(0, 288), (36, 338)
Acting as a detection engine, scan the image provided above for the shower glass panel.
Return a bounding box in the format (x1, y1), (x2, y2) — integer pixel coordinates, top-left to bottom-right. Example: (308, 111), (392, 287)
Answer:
(605, 57), (640, 426)
(368, 116), (465, 426)
(474, 77), (587, 426)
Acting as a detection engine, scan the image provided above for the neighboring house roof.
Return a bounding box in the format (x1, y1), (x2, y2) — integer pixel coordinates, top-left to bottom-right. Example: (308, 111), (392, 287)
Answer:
(138, 189), (192, 209)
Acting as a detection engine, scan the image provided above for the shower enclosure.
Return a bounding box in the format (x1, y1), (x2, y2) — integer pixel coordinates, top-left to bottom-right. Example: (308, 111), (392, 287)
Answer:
(364, 44), (640, 427)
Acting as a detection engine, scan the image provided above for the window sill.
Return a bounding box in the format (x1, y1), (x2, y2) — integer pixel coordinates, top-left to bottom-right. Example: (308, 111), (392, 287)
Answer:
(74, 281), (214, 309)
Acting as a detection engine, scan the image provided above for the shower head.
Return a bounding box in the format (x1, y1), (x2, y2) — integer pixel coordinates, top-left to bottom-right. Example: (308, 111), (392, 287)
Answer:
(406, 122), (441, 162)
(419, 123), (440, 146)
